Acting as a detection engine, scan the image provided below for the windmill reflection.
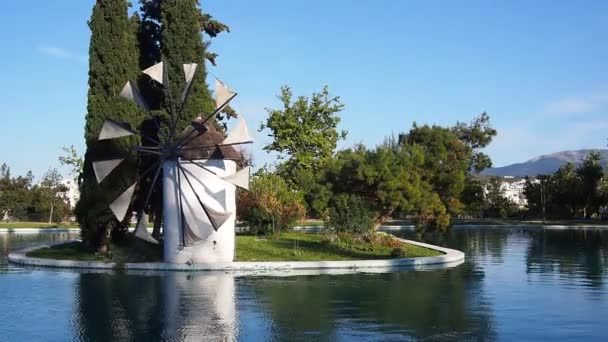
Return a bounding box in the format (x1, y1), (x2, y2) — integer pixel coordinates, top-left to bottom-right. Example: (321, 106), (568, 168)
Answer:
(75, 271), (237, 341)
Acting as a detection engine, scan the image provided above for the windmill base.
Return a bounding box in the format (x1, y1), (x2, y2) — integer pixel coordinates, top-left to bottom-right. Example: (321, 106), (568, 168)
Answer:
(162, 159), (236, 264)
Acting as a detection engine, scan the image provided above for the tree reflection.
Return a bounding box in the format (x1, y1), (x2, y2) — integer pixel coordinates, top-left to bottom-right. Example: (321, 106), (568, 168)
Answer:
(246, 264), (496, 341)
(526, 228), (608, 287)
(74, 272), (237, 341)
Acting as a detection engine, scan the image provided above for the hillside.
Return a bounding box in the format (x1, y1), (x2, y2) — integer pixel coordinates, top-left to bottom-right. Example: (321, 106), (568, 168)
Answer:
(482, 149), (608, 177)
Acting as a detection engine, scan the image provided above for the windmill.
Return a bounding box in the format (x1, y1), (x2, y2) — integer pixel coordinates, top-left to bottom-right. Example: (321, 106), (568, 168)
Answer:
(93, 61), (252, 262)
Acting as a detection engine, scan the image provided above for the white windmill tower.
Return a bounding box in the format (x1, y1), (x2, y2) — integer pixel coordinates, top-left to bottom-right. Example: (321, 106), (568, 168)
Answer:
(93, 61), (252, 264)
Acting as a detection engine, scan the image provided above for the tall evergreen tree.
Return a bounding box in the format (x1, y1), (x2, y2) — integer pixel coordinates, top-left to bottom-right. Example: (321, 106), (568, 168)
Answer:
(76, 0), (143, 253)
(138, 0), (232, 135)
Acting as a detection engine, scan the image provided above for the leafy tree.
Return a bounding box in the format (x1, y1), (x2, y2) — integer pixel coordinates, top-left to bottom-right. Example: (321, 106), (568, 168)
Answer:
(450, 112), (497, 172)
(399, 123), (469, 216)
(313, 144), (432, 229)
(238, 170), (306, 236)
(77, 0), (144, 253)
(0, 164), (34, 221)
(38, 169), (67, 223)
(326, 194), (374, 234)
(461, 175), (485, 217)
(260, 86), (347, 184)
(577, 151), (604, 218)
(484, 177), (519, 218)
(59, 145), (84, 184)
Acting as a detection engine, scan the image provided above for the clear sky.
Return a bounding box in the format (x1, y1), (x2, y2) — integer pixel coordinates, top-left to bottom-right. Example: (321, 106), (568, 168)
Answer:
(1, 0), (607, 179)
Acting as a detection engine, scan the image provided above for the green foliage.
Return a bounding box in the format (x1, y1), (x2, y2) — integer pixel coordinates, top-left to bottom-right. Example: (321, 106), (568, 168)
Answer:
(235, 232), (439, 261)
(260, 86), (347, 184)
(0, 164), (70, 223)
(326, 194), (374, 234)
(400, 123), (469, 216)
(0, 163), (34, 221)
(160, 0), (215, 133)
(238, 171), (306, 236)
(78, 0), (144, 252)
(59, 146), (84, 184)
(311, 143), (428, 228)
(523, 152), (608, 220)
(450, 112), (497, 172)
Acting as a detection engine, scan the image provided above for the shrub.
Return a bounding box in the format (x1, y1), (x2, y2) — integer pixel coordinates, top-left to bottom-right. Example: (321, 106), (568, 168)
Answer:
(326, 194), (374, 235)
(238, 171), (306, 236)
(391, 247), (406, 258)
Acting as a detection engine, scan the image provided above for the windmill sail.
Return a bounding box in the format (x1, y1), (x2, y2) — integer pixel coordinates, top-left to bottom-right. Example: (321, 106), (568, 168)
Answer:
(222, 166), (251, 190)
(183, 63), (197, 84)
(98, 120), (134, 141)
(109, 183), (136, 221)
(222, 117), (252, 145)
(181, 63), (198, 104)
(134, 213), (159, 244)
(93, 158), (124, 184)
(119, 81), (149, 110)
(215, 78), (235, 110)
(143, 61), (166, 85)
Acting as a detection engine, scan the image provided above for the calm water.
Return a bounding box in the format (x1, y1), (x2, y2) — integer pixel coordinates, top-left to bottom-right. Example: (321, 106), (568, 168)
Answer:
(1, 228), (608, 341)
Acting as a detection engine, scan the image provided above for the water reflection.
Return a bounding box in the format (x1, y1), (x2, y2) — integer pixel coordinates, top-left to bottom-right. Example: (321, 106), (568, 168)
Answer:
(3, 227), (608, 341)
(71, 265), (495, 341)
(526, 228), (608, 287)
(75, 272), (237, 341)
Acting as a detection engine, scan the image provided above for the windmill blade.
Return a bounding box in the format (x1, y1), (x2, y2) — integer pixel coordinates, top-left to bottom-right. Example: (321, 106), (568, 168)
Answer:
(120, 81), (149, 110)
(143, 61), (166, 86)
(92, 158), (124, 184)
(205, 203), (232, 231)
(215, 78), (236, 110)
(222, 166), (251, 190)
(222, 117), (252, 145)
(183, 63), (198, 84)
(180, 63), (198, 105)
(109, 183), (136, 221)
(98, 119), (135, 141)
(178, 163), (232, 231)
(134, 213), (159, 244)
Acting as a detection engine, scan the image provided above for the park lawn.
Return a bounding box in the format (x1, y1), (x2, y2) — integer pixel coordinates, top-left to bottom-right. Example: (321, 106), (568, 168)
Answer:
(26, 232), (440, 263)
(27, 241), (106, 261)
(235, 232), (440, 262)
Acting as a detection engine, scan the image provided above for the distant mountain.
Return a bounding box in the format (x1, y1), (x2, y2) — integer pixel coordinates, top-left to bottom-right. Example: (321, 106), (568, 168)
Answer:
(482, 149), (608, 177)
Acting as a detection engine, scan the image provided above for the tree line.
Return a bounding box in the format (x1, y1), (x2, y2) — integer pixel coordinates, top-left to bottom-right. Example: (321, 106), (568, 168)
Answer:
(0, 164), (71, 223)
(523, 152), (608, 220)
(239, 86), (499, 234)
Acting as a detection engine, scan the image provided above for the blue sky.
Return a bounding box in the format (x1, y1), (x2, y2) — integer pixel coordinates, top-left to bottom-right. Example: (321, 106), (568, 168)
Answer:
(1, 1), (608, 179)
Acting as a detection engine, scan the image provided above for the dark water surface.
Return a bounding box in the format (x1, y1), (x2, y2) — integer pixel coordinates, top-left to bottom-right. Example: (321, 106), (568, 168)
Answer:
(1, 228), (608, 341)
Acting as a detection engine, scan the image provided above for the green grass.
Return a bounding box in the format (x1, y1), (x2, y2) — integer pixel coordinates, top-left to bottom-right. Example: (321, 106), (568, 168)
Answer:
(26, 235), (163, 263)
(235, 232), (440, 261)
(25, 232), (440, 263)
(27, 241), (106, 261)
(0, 222), (79, 229)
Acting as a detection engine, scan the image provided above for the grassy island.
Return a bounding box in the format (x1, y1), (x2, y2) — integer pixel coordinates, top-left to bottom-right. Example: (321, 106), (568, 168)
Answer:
(25, 232), (440, 263)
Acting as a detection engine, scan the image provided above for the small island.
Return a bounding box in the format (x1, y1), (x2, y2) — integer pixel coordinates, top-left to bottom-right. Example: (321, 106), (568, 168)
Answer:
(25, 231), (441, 264)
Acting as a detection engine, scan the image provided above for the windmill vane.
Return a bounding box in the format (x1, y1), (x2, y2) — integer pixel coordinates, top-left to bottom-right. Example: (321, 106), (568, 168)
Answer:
(93, 61), (252, 253)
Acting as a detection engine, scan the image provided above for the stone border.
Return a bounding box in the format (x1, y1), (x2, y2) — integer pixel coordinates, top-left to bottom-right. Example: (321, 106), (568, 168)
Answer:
(8, 237), (464, 272)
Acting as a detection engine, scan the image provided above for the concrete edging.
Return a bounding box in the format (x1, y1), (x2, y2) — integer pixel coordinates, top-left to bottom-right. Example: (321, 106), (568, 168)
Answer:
(7, 237), (464, 272)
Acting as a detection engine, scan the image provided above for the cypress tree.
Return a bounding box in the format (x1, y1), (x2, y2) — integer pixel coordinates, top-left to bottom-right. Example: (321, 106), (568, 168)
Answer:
(160, 0), (215, 134)
(76, 0), (144, 253)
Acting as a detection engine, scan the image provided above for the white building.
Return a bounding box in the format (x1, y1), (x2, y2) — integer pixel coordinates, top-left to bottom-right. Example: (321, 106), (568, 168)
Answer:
(498, 176), (537, 208)
(61, 179), (80, 210)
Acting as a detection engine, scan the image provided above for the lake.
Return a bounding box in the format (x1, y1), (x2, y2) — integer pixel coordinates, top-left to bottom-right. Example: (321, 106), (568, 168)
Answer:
(1, 227), (608, 341)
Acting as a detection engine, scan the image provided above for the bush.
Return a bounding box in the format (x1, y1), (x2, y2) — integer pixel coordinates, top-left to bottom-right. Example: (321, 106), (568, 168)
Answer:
(391, 247), (406, 258)
(238, 171), (306, 236)
(326, 194), (374, 235)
